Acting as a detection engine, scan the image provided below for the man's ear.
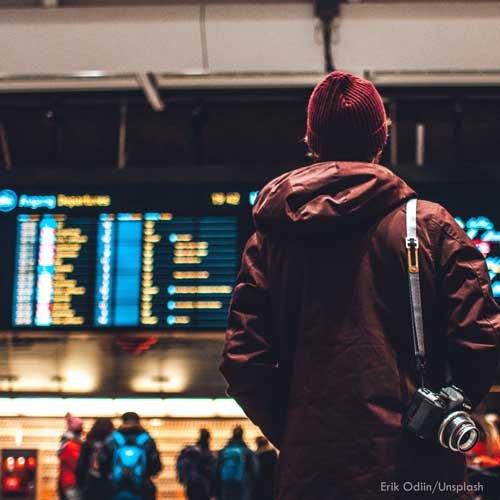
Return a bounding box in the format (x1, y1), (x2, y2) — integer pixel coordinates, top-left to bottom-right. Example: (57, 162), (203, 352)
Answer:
(304, 136), (320, 161)
(372, 149), (383, 164)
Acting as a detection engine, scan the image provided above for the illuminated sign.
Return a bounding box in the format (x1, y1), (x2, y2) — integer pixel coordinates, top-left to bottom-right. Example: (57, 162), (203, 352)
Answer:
(249, 191), (259, 206)
(3, 185), (498, 331)
(211, 192), (241, 206)
(459, 216), (500, 298)
(18, 195), (57, 211)
(57, 194), (111, 208)
(1, 450), (37, 497)
(11, 211), (238, 329)
(466, 216), (494, 231)
(0, 190), (18, 212)
(482, 230), (500, 243)
(7, 193), (112, 211)
(0, 186), (264, 330)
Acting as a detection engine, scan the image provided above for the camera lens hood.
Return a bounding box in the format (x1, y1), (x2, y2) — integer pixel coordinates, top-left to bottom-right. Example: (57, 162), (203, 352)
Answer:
(438, 411), (479, 453)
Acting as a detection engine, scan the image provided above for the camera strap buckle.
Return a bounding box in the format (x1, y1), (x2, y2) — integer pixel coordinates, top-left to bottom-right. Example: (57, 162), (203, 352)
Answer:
(406, 237), (419, 273)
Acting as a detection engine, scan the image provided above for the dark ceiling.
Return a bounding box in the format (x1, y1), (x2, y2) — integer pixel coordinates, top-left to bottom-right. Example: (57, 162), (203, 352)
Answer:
(1, 85), (500, 186)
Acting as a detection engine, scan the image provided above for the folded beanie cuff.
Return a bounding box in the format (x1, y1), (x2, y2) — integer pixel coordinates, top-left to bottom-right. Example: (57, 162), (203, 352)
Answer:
(307, 121), (388, 160)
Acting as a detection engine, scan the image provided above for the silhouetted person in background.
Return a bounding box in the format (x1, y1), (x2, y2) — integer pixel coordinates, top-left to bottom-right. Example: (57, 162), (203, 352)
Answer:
(58, 413), (83, 500)
(177, 428), (216, 500)
(216, 426), (257, 500)
(220, 70), (500, 499)
(99, 412), (162, 500)
(76, 418), (115, 500)
(253, 437), (277, 500)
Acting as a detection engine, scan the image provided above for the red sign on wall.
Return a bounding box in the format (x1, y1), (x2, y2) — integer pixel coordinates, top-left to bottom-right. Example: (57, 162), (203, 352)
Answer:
(1, 449), (37, 498)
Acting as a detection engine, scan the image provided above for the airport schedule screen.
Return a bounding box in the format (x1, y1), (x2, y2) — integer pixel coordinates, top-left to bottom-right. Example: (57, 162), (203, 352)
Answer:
(0, 185), (257, 330)
(0, 182), (498, 331)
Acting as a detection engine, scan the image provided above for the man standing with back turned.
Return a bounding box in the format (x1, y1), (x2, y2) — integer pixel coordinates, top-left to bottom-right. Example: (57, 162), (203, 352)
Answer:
(220, 71), (500, 499)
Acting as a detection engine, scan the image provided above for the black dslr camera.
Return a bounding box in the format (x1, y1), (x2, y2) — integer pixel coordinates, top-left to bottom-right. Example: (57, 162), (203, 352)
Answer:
(403, 385), (479, 453)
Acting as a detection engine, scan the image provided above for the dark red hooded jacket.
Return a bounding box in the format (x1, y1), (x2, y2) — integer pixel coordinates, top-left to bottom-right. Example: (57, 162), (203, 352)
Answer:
(220, 162), (500, 500)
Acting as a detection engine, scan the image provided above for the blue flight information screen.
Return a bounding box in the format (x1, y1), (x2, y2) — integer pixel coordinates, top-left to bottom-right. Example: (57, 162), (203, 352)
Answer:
(0, 182), (498, 331)
(0, 186), (259, 330)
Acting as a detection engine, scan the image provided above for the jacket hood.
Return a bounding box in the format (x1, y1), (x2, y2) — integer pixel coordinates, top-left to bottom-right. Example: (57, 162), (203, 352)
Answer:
(253, 162), (416, 237)
(118, 423), (147, 435)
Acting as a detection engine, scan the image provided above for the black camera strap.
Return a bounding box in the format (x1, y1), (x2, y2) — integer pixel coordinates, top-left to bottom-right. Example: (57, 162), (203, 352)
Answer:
(406, 198), (426, 386)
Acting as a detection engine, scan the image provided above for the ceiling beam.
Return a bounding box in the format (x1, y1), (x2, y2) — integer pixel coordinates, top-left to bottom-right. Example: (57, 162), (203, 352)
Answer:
(1, 0), (499, 7)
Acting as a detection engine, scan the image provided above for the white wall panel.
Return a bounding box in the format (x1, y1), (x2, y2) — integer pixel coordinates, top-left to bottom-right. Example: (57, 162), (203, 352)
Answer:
(0, 6), (202, 74)
(205, 3), (323, 72)
(0, 3), (499, 79)
(336, 2), (500, 75)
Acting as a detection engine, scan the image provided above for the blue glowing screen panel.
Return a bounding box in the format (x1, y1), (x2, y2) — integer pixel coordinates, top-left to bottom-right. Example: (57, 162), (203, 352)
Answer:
(0, 186), (258, 330)
(455, 216), (500, 298)
(0, 182), (498, 330)
(12, 214), (238, 328)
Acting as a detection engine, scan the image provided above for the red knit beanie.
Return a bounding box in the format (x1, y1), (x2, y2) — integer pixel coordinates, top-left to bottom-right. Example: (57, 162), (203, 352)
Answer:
(306, 71), (388, 161)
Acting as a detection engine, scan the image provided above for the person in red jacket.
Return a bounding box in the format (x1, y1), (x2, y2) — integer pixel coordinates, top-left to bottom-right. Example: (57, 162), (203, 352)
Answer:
(58, 413), (84, 500)
(220, 71), (500, 500)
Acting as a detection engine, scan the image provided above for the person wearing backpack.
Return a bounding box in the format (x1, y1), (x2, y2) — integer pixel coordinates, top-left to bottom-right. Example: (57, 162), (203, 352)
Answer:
(177, 428), (216, 500)
(215, 426), (258, 500)
(99, 412), (162, 500)
(76, 418), (115, 500)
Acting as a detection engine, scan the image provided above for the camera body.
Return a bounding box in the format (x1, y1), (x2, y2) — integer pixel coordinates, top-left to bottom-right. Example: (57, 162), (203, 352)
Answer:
(403, 385), (478, 453)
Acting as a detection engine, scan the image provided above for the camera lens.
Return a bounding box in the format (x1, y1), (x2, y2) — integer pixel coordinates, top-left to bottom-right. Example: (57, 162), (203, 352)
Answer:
(438, 411), (479, 453)
(456, 425), (479, 453)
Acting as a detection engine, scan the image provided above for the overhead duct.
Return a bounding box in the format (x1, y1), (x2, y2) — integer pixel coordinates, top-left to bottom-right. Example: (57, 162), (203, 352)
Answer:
(0, 71), (324, 93)
(314, 0), (343, 72)
(366, 70), (500, 87)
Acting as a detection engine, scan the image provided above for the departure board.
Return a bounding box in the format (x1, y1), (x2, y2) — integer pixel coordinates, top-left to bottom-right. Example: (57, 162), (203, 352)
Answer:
(0, 182), (498, 331)
(0, 186), (258, 330)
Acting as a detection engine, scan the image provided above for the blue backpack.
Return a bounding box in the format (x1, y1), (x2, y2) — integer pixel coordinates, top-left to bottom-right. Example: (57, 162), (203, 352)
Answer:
(220, 445), (247, 483)
(111, 431), (150, 494)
